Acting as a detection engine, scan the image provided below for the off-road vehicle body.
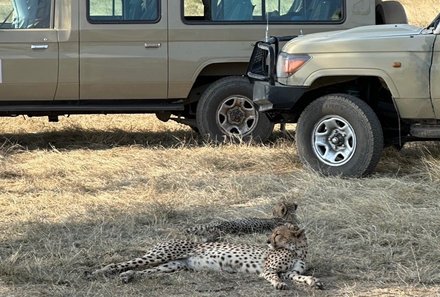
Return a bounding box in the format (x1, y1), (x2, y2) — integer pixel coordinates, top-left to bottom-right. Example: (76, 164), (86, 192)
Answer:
(249, 12), (440, 176)
(0, 0), (405, 141)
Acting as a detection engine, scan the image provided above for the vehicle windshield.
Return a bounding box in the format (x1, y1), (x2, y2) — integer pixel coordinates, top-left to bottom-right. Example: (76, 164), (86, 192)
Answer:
(427, 12), (440, 29)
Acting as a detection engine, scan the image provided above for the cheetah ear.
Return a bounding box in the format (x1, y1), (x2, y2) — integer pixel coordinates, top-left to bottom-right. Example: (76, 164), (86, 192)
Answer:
(280, 204), (288, 216)
(283, 222), (296, 229)
(291, 202), (298, 211)
(295, 229), (306, 238)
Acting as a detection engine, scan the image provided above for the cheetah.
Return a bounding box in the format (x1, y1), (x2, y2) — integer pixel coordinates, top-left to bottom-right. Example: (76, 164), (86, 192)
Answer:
(185, 201), (298, 241)
(91, 223), (322, 290)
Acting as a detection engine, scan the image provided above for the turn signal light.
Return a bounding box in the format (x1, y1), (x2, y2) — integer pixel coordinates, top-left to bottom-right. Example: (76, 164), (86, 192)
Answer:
(277, 53), (311, 78)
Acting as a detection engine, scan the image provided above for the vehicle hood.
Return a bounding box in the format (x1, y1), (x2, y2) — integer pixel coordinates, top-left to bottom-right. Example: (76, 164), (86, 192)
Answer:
(283, 24), (426, 54)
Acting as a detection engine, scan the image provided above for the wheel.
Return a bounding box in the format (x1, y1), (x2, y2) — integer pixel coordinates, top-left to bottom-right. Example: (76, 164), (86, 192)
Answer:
(196, 76), (274, 142)
(296, 94), (384, 177)
(376, 1), (407, 24)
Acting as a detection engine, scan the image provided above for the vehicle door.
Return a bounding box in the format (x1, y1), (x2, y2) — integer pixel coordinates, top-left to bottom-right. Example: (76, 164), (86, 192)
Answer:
(0, 0), (58, 101)
(79, 0), (167, 100)
(432, 25), (440, 117)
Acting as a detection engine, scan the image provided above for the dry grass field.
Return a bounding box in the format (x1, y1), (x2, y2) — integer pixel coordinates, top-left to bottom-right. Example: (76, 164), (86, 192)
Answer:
(1, 1), (440, 297)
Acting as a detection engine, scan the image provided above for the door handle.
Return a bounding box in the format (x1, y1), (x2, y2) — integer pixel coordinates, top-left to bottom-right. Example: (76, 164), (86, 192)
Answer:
(144, 43), (161, 49)
(31, 44), (49, 50)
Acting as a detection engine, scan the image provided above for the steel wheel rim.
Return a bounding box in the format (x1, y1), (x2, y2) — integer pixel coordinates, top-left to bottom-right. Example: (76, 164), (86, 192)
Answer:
(312, 115), (357, 166)
(216, 95), (258, 137)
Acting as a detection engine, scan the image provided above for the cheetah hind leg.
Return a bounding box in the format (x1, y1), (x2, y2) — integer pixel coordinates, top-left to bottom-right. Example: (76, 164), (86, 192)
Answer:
(91, 255), (163, 277)
(92, 240), (195, 277)
(120, 260), (188, 283)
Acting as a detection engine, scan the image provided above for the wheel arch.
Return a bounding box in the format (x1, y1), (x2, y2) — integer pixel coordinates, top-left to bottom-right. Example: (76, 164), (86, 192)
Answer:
(303, 70), (400, 98)
(179, 62), (249, 118)
(288, 75), (403, 146)
(285, 74), (398, 120)
(183, 62), (249, 106)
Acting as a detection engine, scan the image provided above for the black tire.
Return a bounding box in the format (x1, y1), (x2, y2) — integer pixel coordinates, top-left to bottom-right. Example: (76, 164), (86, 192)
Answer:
(376, 1), (407, 24)
(196, 76), (274, 142)
(296, 94), (384, 177)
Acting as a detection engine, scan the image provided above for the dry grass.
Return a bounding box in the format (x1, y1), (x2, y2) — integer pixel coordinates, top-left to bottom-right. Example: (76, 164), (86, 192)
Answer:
(1, 1), (440, 297)
(1, 115), (440, 297)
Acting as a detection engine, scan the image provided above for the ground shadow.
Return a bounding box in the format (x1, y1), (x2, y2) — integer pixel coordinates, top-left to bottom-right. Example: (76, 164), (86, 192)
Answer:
(0, 202), (318, 297)
(0, 127), (294, 152)
(0, 128), (202, 151)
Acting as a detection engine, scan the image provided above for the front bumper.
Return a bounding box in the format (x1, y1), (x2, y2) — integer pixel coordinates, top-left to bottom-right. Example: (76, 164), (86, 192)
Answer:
(253, 81), (307, 112)
(247, 36), (307, 112)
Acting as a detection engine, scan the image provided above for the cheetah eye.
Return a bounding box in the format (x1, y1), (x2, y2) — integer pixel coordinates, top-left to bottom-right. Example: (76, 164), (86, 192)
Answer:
(274, 234), (282, 240)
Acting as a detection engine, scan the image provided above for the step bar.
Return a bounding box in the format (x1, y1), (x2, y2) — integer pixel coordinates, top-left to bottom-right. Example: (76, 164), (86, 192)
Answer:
(0, 100), (185, 117)
(410, 124), (440, 138)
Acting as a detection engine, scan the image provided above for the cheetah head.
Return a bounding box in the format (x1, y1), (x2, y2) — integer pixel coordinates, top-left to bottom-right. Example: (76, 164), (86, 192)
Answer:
(272, 201), (298, 220)
(267, 223), (306, 250)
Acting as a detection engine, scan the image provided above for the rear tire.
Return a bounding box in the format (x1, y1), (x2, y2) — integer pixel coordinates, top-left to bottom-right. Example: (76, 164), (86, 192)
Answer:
(296, 94), (384, 177)
(196, 76), (274, 142)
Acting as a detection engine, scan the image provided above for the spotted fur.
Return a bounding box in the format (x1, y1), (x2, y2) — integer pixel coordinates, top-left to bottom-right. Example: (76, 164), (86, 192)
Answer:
(91, 223), (322, 290)
(185, 201), (298, 241)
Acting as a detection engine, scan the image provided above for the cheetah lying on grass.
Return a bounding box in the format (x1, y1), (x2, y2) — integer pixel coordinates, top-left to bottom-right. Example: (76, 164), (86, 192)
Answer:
(185, 201), (298, 241)
(91, 223), (322, 290)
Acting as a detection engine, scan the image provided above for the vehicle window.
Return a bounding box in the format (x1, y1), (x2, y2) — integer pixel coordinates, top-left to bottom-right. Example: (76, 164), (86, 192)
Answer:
(87, 0), (159, 23)
(0, 0), (51, 29)
(183, 0), (343, 23)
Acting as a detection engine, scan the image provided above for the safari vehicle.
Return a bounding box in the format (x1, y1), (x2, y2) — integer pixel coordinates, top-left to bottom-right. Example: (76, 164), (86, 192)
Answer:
(249, 12), (440, 177)
(0, 0), (406, 141)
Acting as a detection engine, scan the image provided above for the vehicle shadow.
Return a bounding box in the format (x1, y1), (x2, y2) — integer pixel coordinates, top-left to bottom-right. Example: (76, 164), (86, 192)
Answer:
(0, 127), (202, 151)
(0, 202), (268, 287)
(0, 127), (294, 152)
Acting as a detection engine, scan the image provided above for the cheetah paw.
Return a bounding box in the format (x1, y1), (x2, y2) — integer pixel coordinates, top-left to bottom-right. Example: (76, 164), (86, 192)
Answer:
(120, 270), (135, 283)
(84, 270), (95, 280)
(274, 282), (288, 290)
(311, 278), (324, 290)
(91, 263), (118, 277)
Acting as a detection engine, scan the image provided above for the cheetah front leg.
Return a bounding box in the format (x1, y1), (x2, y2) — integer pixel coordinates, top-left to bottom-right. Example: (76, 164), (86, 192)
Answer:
(283, 271), (324, 289)
(120, 260), (188, 283)
(261, 269), (288, 290)
(281, 259), (323, 289)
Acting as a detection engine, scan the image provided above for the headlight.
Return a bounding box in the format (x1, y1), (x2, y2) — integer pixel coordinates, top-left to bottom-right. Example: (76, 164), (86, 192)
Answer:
(276, 53), (311, 78)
